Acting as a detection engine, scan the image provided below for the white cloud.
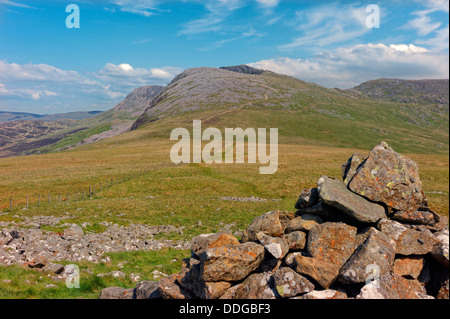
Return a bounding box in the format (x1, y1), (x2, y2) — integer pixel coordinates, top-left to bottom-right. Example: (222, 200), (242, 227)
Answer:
(405, 9), (442, 36)
(0, 60), (96, 85)
(416, 25), (449, 51)
(280, 3), (370, 50)
(256, 0), (279, 7)
(109, 0), (159, 17)
(0, 83), (58, 100)
(422, 0), (450, 12)
(0, 60), (182, 113)
(94, 63), (182, 88)
(405, 0), (449, 52)
(0, 0), (35, 9)
(249, 43), (449, 88)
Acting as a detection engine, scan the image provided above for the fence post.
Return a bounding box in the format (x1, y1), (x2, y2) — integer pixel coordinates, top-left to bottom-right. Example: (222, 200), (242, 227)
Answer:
(26, 195), (29, 209)
(38, 194), (41, 207)
(10, 198), (12, 212)
(58, 193), (61, 204)
(49, 193), (51, 205)
(67, 193), (70, 204)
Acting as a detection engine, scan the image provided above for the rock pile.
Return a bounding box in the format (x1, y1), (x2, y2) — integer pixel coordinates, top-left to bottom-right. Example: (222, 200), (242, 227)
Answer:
(113, 142), (448, 300)
(0, 222), (189, 269)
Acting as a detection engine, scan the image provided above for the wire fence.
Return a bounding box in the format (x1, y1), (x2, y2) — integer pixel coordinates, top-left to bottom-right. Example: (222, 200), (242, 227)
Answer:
(0, 162), (179, 213)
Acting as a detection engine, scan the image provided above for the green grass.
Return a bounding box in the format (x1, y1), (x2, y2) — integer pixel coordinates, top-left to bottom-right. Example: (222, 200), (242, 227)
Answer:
(0, 248), (189, 299)
(38, 123), (112, 153)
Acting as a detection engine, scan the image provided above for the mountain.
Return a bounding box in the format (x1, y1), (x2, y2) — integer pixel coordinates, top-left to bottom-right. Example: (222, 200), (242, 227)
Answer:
(74, 85), (164, 146)
(347, 79), (449, 106)
(0, 85), (163, 158)
(0, 110), (102, 123)
(130, 66), (448, 154)
(1, 67), (448, 158)
(131, 66), (295, 129)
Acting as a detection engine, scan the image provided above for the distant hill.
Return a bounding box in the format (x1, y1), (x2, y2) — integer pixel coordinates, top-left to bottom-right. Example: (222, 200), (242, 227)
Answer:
(0, 110), (102, 123)
(0, 85), (163, 158)
(346, 79), (449, 107)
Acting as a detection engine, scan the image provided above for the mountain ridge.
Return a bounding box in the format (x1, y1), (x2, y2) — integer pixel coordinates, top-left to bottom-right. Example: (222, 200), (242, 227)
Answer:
(0, 66), (448, 158)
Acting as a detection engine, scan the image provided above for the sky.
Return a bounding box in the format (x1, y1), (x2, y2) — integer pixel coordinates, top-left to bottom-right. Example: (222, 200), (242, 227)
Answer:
(0, 0), (449, 114)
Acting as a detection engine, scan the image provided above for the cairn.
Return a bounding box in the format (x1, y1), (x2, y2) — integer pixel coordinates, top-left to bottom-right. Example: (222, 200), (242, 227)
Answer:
(101, 142), (449, 299)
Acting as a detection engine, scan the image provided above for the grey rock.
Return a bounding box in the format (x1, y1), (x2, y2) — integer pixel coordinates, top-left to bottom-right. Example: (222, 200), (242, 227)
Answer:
(220, 272), (277, 299)
(285, 215), (321, 233)
(135, 281), (161, 299)
(339, 229), (396, 285)
(282, 231), (306, 251)
(257, 232), (289, 260)
(318, 175), (386, 223)
(431, 228), (449, 268)
(377, 219), (439, 255)
(272, 267), (314, 298)
(200, 242), (265, 282)
(243, 211), (294, 242)
(99, 287), (135, 299)
(307, 222), (357, 269)
(348, 141), (426, 212)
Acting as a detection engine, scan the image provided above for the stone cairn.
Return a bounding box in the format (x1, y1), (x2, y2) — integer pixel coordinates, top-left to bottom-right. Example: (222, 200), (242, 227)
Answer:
(101, 142), (449, 300)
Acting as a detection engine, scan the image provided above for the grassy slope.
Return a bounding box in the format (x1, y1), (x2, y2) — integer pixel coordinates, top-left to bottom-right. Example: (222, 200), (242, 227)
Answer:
(0, 128), (448, 298)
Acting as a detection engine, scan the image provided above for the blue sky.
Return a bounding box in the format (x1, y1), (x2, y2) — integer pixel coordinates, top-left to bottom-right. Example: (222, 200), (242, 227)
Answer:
(0, 0), (449, 114)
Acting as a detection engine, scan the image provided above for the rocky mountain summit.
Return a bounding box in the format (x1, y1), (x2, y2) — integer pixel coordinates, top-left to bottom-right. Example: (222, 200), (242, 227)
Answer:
(102, 142), (449, 299)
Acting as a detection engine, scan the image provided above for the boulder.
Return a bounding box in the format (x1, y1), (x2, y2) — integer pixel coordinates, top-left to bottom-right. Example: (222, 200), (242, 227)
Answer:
(220, 272), (277, 299)
(348, 141), (426, 212)
(282, 231), (306, 251)
(203, 281), (233, 299)
(243, 211), (294, 242)
(285, 214), (322, 233)
(199, 242), (265, 282)
(377, 219), (439, 255)
(299, 289), (348, 300)
(339, 229), (396, 285)
(318, 176), (386, 223)
(272, 267), (314, 298)
(293, 255), (341, 289)
(99, 287), (135, 299)
(176, 258), (233, 299)
(391, 210), (437, 226)
(191, 232), (240, 258)
(394, 256), (425, 279)
(307, 222), (357, 268)
(257, 232), (290, 260)
(158, 273), (195, 299)
(431, 228), (449, 268)
(135, 281), (161, 299)
(356, 273), (426, 299)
